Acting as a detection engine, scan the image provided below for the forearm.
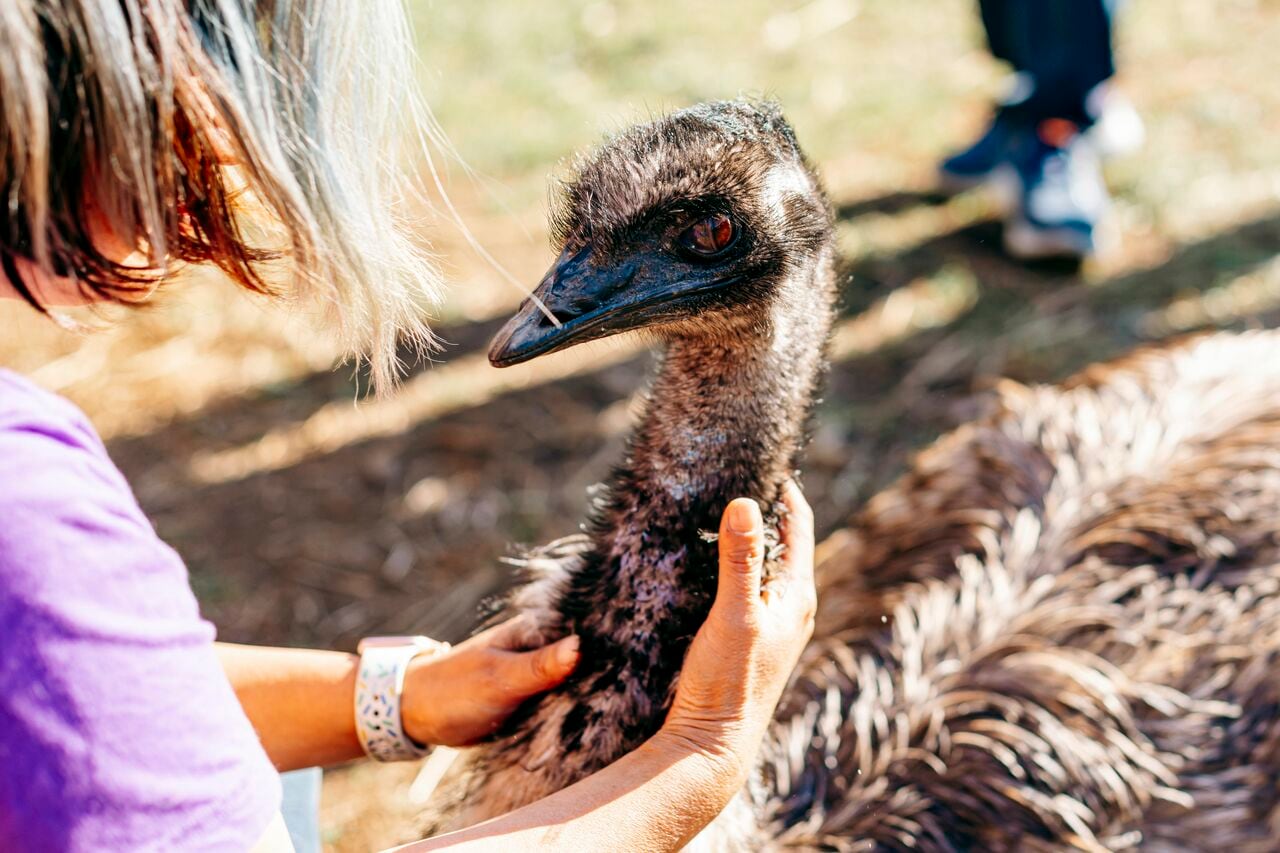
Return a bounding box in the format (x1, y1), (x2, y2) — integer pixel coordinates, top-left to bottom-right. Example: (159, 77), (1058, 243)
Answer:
(216, 642), (363, 771)
(398, 732), (744, 852)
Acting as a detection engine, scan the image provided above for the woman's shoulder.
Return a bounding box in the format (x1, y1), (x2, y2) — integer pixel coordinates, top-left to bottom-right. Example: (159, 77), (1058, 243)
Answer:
(0, 369), (166, 604)
(0, 367), (100, 436)
(0, 367), (131, 517)
(0, 369), (283, 851)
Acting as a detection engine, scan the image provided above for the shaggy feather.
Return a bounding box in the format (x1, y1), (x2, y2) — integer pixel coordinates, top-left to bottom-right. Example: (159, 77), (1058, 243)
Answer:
(750, 331), (1280, 851)
(425, 99), (1280, 851)
(424, 99), (836, 833)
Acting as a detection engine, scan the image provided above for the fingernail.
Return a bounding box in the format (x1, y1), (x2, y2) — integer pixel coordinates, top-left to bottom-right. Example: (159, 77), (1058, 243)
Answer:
(728, 499), (759, 533)
(557, 635), (580, 667)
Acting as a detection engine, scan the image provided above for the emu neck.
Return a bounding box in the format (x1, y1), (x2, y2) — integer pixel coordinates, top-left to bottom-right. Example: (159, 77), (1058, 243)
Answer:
(629, 263), (830, 534)
(434, 257), (836, 830)
(567, 261), (833, 703)
(629, 317), (821, 525)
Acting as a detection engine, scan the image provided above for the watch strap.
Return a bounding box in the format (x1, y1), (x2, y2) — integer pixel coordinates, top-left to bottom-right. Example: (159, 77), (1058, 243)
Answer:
(355, 635), (449, 762)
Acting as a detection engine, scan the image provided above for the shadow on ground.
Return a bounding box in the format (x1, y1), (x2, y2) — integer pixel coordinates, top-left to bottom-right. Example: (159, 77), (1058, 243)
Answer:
(107, 200), (1280, 648)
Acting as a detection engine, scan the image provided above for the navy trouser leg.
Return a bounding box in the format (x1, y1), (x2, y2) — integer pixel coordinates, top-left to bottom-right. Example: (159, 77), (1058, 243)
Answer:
(976, 0), (1119, 127)
(978, 0), (1018, 65)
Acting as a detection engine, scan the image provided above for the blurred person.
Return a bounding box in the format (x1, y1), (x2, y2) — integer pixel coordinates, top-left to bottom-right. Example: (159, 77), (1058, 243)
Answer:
(0, 2), (817, 852)
(938, 0), (1144, 260)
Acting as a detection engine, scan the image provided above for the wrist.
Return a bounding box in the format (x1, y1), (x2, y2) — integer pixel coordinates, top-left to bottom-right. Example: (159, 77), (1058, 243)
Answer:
(355, 636), (448, 761)
(400, 655), (437, 746)
(651, 719), (751, 791)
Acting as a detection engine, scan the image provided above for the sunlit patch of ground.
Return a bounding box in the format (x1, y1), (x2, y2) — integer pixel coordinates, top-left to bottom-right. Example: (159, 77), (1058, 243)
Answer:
(3, 1), (1279, 849)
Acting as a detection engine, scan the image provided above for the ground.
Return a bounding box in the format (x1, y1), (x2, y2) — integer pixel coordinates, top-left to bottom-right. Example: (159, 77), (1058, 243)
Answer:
(2, 0), (1278, 849)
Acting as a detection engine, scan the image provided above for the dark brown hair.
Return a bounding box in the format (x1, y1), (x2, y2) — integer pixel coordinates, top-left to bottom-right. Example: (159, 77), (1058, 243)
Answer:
(0, 0), (441, 387)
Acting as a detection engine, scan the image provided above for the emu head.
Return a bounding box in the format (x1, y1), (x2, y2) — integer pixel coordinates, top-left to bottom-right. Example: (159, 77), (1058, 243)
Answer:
(489, 99), (831, 367)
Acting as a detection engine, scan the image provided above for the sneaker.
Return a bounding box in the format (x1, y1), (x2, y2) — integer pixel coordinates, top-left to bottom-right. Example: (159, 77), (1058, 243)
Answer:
(1001, 120), (1112, 260)
(937, 110), (1019, 192)
(939, 82), (1143, 194)
(1085, 84), (1146, 158)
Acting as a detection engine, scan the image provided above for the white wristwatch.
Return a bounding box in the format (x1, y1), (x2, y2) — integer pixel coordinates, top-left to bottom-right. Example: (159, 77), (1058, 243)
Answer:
(355, 635), (450, 762)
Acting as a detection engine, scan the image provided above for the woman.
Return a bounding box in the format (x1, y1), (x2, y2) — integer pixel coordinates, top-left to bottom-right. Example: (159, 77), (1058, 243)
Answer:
(0, 2), (816, 851)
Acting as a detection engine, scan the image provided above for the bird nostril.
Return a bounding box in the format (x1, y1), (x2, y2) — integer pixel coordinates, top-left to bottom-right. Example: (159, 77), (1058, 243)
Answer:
(546, 296), (596, 324)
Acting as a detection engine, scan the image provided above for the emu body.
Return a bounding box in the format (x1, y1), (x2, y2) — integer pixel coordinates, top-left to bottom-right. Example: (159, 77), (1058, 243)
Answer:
(427, 100), (1280, 849)
(756, 331), (1280, 851)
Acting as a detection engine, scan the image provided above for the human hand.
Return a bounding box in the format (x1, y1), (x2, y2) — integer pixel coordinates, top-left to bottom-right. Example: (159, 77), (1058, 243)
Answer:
(401, 618), (580, 747)
(659, 480), (816, 777)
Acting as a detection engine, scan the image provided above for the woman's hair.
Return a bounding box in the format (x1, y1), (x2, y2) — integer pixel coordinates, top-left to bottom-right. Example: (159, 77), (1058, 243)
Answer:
(0, 0), (441, 388)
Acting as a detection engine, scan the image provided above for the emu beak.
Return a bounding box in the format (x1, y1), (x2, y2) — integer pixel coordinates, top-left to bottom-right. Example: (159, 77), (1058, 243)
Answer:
(489, 245), (636, 367)
(488, 244), (738, 367)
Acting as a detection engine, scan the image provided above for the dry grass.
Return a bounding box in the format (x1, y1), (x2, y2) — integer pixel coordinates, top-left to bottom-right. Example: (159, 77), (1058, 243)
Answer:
(3, 0), (1279, 849)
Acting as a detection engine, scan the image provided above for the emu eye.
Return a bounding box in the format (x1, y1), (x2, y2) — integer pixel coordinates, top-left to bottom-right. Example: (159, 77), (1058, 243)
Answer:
(678, 213), (736, 258)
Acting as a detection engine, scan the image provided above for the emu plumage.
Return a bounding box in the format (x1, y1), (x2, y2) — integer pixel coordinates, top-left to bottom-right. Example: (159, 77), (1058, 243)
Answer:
(427, 100), (837, 830)
(761, 331), (1280, 851)
(426, 100), (1280, 850)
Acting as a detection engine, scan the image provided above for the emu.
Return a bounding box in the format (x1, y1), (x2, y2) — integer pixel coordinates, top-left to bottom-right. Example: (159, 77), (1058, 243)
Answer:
(428, 100), (1280, 850)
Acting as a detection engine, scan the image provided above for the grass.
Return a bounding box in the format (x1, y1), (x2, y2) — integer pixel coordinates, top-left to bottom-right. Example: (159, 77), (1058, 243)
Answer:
(412, 0), (987, 204)
(2, 0), (1279, 849)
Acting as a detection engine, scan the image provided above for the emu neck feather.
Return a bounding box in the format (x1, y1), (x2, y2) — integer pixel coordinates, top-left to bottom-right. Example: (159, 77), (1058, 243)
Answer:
(429, 258), (834, 832)
(591, 267), (831, 627)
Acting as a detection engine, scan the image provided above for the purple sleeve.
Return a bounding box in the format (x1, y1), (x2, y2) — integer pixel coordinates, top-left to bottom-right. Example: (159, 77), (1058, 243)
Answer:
(0, 371), (281, 852)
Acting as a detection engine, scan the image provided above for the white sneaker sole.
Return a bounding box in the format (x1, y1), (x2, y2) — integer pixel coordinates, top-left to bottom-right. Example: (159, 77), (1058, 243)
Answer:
(1004, 216), (1117, 261)
(1085, 87), (1146, 158)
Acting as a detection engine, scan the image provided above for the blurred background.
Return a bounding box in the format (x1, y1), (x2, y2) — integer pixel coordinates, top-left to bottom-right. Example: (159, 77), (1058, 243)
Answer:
(2, 0), (1278, 848)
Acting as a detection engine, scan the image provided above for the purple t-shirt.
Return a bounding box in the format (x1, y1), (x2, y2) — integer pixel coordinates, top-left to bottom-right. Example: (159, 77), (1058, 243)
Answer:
(0, 370), (281, 851)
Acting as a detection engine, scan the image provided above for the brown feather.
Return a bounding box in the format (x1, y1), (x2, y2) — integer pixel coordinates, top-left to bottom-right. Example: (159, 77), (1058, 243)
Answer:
(424, 98), (1280, 851)
(754, 331), (1280, 851)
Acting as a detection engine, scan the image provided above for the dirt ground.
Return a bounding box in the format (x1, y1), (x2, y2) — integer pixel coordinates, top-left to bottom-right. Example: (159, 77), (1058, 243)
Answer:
(2, 1), (1279, 849)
